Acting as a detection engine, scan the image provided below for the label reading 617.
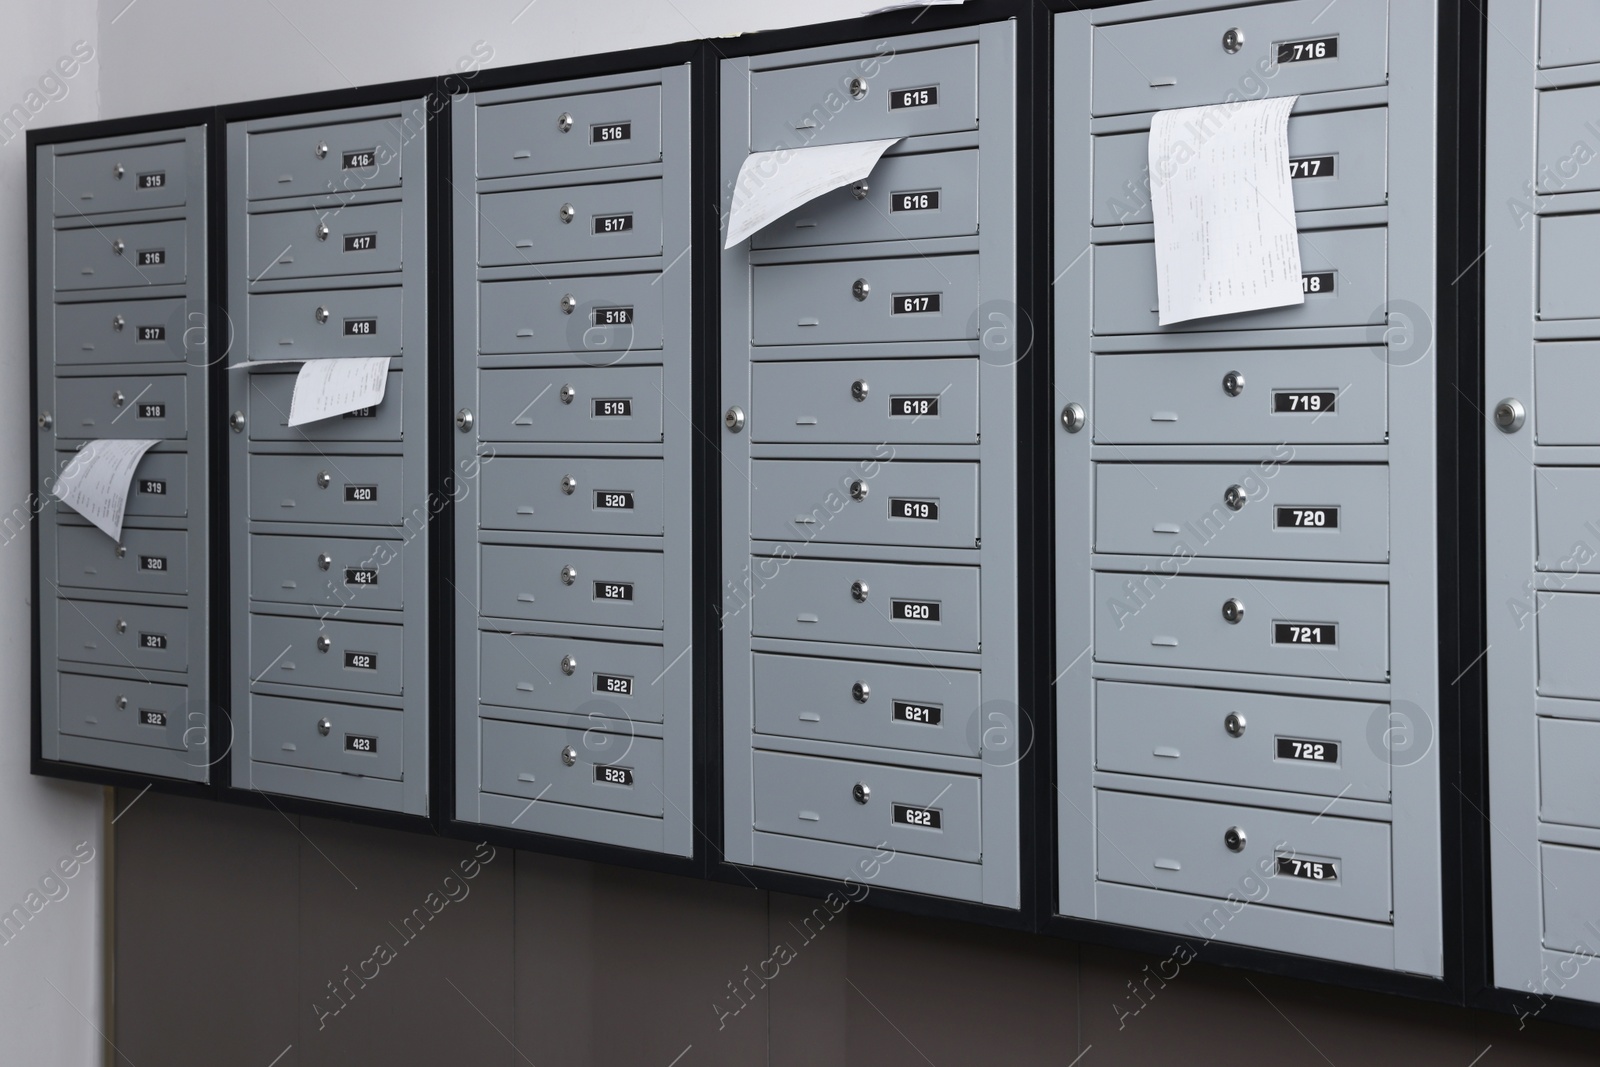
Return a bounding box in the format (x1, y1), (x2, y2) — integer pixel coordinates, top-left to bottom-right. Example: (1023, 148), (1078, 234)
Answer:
(892, 293), (941, 315)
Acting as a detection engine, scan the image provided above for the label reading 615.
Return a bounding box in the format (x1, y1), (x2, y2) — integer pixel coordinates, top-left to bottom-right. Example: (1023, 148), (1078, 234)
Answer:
(890, 86), (939, 110)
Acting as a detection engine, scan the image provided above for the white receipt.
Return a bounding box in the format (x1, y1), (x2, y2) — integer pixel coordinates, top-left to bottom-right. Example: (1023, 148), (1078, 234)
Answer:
(863, 0), (964, 13)
(232, 357), (391, 426)
(1148, 96), (1303, 325)
(53, 439), (160, 541)
(725, 138), (901, 249)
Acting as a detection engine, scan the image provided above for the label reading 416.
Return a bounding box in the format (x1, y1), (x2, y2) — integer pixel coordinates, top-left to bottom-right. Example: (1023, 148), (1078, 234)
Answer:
(1277, 856), (1339, 881)
(1277, 737), (1340, 763)
(1273, 622), (1337, 646)
(892, 599), (940, 622)
(892, 803), (942, 829)
(343, 150), (377, 170)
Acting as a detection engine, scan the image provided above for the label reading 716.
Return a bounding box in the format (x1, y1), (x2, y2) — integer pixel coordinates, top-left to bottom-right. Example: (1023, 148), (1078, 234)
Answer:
(1277, 36), (1338, 63)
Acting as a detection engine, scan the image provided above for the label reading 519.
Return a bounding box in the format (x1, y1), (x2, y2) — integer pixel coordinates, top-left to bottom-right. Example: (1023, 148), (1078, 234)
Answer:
(593, 398), (632, 417)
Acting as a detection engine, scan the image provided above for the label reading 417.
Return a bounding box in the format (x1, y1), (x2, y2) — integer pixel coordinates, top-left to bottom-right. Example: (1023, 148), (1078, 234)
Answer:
(1277, 737), (1340, 763)
(892, 599), (941, 622)
(343, 233), (376, 252)
(1277, 856), (1339, 881)
(1274, 622), (1337, 646)
(892, 803), (942, 829)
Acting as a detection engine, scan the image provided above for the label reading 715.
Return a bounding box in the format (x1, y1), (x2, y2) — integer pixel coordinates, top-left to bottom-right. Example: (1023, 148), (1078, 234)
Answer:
(1273, 622), (1337, 646)
(1277, 855), (1339, 881)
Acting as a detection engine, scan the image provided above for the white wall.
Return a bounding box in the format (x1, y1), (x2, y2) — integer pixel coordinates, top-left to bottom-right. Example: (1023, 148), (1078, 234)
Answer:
(0, 4), (107, 1065)
(97, 0), (883, 116)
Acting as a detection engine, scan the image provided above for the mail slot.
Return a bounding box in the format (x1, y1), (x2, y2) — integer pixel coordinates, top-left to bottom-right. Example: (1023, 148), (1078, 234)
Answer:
(477, 366), (663, 443)
(53, 373), (188, 441)
(57, 598), (190, 673)
(247, 454), (403, 526)
(249, 613), (404, 696)
(1095, 681), (1389, 801)
(1093, 106), (1388, 226)
(54, 298), (187, 366)
(479, 544), (665, 629)
(478, 274), (663, 354)
(248, 533), (405, 611)
(750, 459), (979, 549)
(753, 749), (981, 862)
(49, 449), (188, 519)
(1094, 462), (1389, 563)
(55, 219), (188, 291)
(478, 457), (665, 535)
(751, 557), (980, 653)
(250, 694), (404, 779)
(245, 115), (407, 200)
(1091, 348), (1388, 445)
(752, 653), (982, 757)
(753, 254), (981, 346)
(479, 718), (664, 817)
(1095, 790), (1392, 923)
(57, 524), (187, 596)
(53, 139), (189, 215)
(476, 84), (663, 179)
(58, 672), (192, 750)
(747, 44), (978, 151)
(751, 358), (980, 444)
(753, 149), (979, 249)
(1090, 0), (1389, 116)
(1094, 226), (1387, 334)
(248, 367), (403, 443)
(1092, 572), (1388, 682)
(478, 179), (663, 265)
(247, 201), (403, 279)
(479, 631), (667, 724)
(246, 287), (404, 359)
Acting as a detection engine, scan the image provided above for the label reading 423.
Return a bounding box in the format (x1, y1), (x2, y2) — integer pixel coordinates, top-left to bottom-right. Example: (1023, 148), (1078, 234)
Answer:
(345, 734), (378, 753)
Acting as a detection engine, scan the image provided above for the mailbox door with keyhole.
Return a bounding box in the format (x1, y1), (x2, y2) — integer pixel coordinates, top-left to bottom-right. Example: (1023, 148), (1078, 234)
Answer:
(1055, 0), (1445, 976)
(34, 123), (212, 785)
(452, 64), (695, 858)
(226, 98), (430, 816)
(720, 23), (1021, 909)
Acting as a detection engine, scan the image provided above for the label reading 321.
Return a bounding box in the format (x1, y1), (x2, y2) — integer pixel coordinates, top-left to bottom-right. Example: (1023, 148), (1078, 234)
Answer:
(140, 632), (167, 650)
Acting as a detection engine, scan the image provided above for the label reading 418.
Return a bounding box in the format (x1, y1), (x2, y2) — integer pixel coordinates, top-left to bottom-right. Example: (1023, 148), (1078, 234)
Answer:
(892, 803), (942, 829)
(1273, 622), (1337, 646)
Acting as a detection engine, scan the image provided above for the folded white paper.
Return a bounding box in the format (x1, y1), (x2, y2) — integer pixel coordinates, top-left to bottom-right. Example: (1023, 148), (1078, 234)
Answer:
(53, 438), (161, 541)
(725, 138), (901, 249)
(1148, 96), (1303, 325)
(863, 0), (964, 13)
(232, 357), (392, 426)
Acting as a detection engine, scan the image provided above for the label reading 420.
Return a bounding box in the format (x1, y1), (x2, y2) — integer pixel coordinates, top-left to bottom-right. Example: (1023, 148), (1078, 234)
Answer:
(345, 485), (377, 502)
(1277, 737), (1340, 763)
(1273, 622), (1337, 646)
(892, 803), (942, 829)
(1277, 856), (1339, 881)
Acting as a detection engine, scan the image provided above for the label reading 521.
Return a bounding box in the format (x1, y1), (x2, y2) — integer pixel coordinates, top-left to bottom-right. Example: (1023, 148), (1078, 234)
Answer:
(1273, 622), (1337, 646)
(594, 581), (634, 602)
(1277, 737), (1340, 763)
(892, 803), (942, 829)
(1274, 506), (1340, 529)
(892, 599), (941, 622)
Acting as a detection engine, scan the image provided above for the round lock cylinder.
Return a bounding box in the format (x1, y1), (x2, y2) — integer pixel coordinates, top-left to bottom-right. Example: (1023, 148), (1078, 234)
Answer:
(560, 654), (578, 676)
(851, 182), (870, 201)
(37, 412), (52, 430)
(113, 163), (125, 180)
(852, 681), (870, 704)
(318, 718), (332, 736)
(456, 408), (474, 433)
(557, 112), (573, 133)
(315, 222), (330, 241)
(560, 294), (578, 315)
(317, 635), (332, 653)
(560, 475), (578, 495)
(559, 384), (577, 405)
(314, 141), (329, 159)
(1224, 484), (1247, 511)
(316, 470), (332, 489)
(561, 745), (578, 767)
(852, 278), (871, 301)
(115, 619), (128, 634)
(849, 77), (868, 99)
(117, 695), (128, 710)
(113, 390), (126, 408)
(560, 564), (578, 586)
(1222, 598), (1245, 624)
(724, 405), (746, 433)
(1061, 402), (1086, 433)
(112, 239), (125, 256)
(315, 305), (331, 324)
(1223, 370), (1246, 397)
(112, 314), (125, 332)
(852, 781), (871, 804)
(1222, 27), (1245, 53)
(1224, 712), (1247, 738)
(851, 580), (870, 603)
(1224, 826), (1247, 852)
(849, 480), (869, 502)
(116, 545), (127, 559)
(1494, 397), (1526, 433)
(851, 379), (869, 402)
(317, 553), (333, 572)
(559, 203), (576, 224)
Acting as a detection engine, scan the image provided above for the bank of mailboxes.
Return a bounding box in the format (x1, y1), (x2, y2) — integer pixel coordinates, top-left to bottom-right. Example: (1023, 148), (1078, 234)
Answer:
(451, 67), (696, 854)
(718, 24), (1023, 905)
(1486, 0), (1600, 1008)
(1056, 0), (1446, 975)
(225, 101), (432, 815)
(34, 126), (212, 782)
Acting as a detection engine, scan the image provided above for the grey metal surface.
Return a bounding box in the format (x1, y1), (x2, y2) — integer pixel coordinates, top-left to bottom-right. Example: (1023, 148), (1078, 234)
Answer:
(454, 66), (695, 856)
(722, 23), (1020, 906)
(1058, 0), (1443, 974)
(228, 98), (430, 815)
(35, 125), (211, 782)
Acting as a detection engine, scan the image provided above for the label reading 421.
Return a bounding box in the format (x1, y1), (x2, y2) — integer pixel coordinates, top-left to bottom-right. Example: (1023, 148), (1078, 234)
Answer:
(345, 568), (379, 586)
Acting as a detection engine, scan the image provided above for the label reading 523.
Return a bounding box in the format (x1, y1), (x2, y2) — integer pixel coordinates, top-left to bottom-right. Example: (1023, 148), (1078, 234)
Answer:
(892, 599), (941, 622)
(1276, 737), (1340, 763)
(892, 803), (942, 829)
(1274, 506), (1340, 529)
(1273, 622), (1337, 646)
(595, 765), (634, 786)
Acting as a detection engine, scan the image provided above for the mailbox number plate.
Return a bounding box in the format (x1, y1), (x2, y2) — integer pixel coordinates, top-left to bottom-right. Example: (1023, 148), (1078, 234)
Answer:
(139, 555), (166, 571)
(596, 673), (633, 696)
(594, 581), (634, 601)
(1273, 390), (1336, 413)
(344, 651), (377, 670)
(593, 306), (633, 325)
(1277, 856), (1340, 881)
(345, 733), (378, 752)
(343, 318), (377, 336)
(890, 498), (939, 521)
(891, 599), (940, 622)
(892, 700), (942, 726)
(595, 491), (634, 510)
(593, 398), (631, 417)
(1277, 36), (1338, 63)
(892, 294), (941, 314)
(1302, 272), (1335, 294)
(137, 172), (165, 189)
(138, 325), (165, 342)
(595, 765), (634, 786)
(593, 213), (633, 234)
(892, 803), (942, 828)
(139, 479), (166, 495)
(140, 632), (167, 649)
(138, 403), (165, 419)
(139, 709), (166, 726)
(345, 485), (377, 502)
(1274, 622), (1337, 646)
(138, 249), (165, 266)
(343, 150), (377, 170)
(890, 86), (938, 110)
(592, 122), (631, 143)
(1277, 737), (1340, 763)
(891, 396), (939, 417)
(893, 190), (940, 212)
(1274, 506), (1340, 529)
(1289, 155), (1336, 179)
(343, 234), (376, 252)
(345, 567), (379, 586)
(343, 407), (377, 419)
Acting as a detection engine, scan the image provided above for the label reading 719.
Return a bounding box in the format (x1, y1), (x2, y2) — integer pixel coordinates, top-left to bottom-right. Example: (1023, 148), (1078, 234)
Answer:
(1273, 390), (1337, 413)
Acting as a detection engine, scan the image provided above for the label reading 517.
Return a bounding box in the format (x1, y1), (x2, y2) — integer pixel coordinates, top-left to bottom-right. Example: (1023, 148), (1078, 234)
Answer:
(593, 213), (633, 234)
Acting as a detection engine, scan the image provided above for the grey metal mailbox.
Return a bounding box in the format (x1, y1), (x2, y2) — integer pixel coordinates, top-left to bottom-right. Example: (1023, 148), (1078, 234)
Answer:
(453, 65), (695, 856)
(36, 125), (212, 783)
(1055, 0), (1444, 974)
(227, 100), (430, 815)
(720, 23), (1021, 906)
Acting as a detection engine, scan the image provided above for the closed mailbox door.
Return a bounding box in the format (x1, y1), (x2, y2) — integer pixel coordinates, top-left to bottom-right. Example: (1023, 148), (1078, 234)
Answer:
(478, 457), (665, 536)
(751, 358), (980, 444)
(246, 287), (405, 359)
(55, 298), (187, 366)
(55, 220), (188, 291)
(54, 374), (188, 440)
(478, 180), (664, 265)
(477, 367), (663, 443)
(247, 201), (403, 279)
(751, 558), (980, 653)
(54, 140), (189, 216)
(479, 544), (665, 629)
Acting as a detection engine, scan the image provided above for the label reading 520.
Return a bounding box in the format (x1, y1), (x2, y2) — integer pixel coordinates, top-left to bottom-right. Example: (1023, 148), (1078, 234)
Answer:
(1274, 506), (1340, 529)
(892, 803), (942, 829)
(595, 491), (635, 510)
(344, 651), (377, 670)
(1277, 855), (1339, 881)
(1276, 737), (1340, 763)
(1273, 622), (1337, 646)
(892, 599), (941, 622)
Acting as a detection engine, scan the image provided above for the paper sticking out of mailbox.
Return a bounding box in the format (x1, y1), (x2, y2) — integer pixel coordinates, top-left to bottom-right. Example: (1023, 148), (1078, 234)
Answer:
(725, 138), (902, 249)
(232, 356), (391, 426)
(1148, 95), (1303, 325)
(53, 438), (161, 541)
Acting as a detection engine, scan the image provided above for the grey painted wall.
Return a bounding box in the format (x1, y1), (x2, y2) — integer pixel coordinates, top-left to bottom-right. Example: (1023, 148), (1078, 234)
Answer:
(112, 790), (1600, 1065)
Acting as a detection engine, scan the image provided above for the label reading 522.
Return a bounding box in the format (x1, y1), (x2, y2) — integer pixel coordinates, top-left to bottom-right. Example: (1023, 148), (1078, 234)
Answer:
(344, 651), (377, 670)
(596, 673), (633, 696)
(1274, 506), (1340, 529)
(1273, 622), (1337, 646)
(1277, 36), (1338, 63)
(1277, 856), (1339, 881)
(1277, 737), (1340, 763)
(892, 293), (941, 315)
(892, 803), (942, 829)
(892, 599), (941, 622)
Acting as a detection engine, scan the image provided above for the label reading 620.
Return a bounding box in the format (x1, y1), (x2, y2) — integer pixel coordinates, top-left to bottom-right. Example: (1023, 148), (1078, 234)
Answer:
(892, 599), (941, 622)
